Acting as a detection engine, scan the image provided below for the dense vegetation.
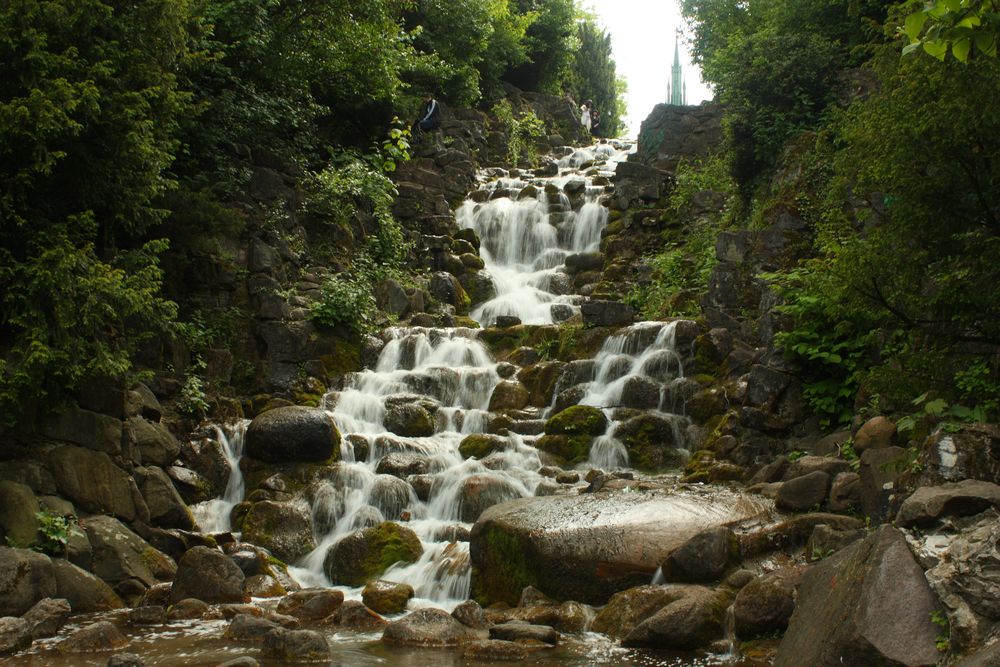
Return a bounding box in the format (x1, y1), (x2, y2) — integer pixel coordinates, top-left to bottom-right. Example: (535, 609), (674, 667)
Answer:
(676, 0), (1000, 426)
(0, 0), (624, 425)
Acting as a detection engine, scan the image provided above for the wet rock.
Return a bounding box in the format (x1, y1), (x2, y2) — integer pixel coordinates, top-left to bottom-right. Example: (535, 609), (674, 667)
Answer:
(621, 586), (729, 650)
(741, 513), (864, 557)
(517, 361), (565, 407)
(612, 414), (684, 471)
(277, 589), (345, 621)
(261, 628), (332, 663)
(748, 456), (790, 485)
(471, 490), (769, 605)
(241, 501), (315, 563)
(459, 434), (508, 459)
(452, 600), (490, 629)
(493, 315), (521, 328)
(245, 406), (340, 463)
(488, 381), (530, 411)
(22, 597), (70, 639)
(81, 516), (175, 600)
(581, 300), (634, 327)
(490, 620), (559, 644)
(170, 546), (246, 604)
(619, 376), (661, 410)
(827, 472), (861, 512)
(375, 452), (430, 477)
(0, 547), (54, 616)
(895, 479), (1000, 528)
(137, 583), (172, 607)
(733, 566), (807, 639)
(775, 470), (830, 512)
(0, 481), (40, 548)
(781, 455), (851, 481)
(544, 405), (608, 437)
(806, 524), (865, 560)
(0, 617), (31, 656)
(244, 574), (285, 598)
(854, 416), (896, 453)
(129, 606), (166, 625)
(107, 652), (146, 667)
(591, 585), (685, 639)
(127, 417), (181, 467)
(167, 598), (210, 620)
(458, 474), (524, 523)
(384, 403), (435, 437)
(534, 434), (592, 466)
(464, 639), (528, 660)
(858, 446), (908, 521)
(58, 621), (128, 653)
(135, 466), (195, 530)
(662, 526), (737, 583)
(225, 614), (280, 643)
(362, 580), (414, 615)
(324, 522), (423, 586)
(47, 445), (145, 522)
(774, 526), (940, 667)
(336, 600), (388, 631)
(382, 607), (485, 646)
(52, 559), (124, 612)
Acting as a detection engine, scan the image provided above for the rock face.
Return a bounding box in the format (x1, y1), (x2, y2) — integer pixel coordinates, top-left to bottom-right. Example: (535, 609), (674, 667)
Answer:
(0, 481), (40, 547)
(324, 522), (423, 586)
(135, 466), (195, 530)
(661, 526), (737, 583)
(47, 446), (145, 522)
(382, 608), (485, 646)
(633, 104), (723, 173)
(245, 406), (340, 463)
(733, 566), (806, 639)
(241, 501), (316, 563)
(621, 585), (729, 650)
(0, 617), (31, 656)
(80, 516), (176, 599)
(581, 300), (634, 327)
(22, 597), (71, 639)
(170, 546), (246, 604)
(52, 559), (124, 612)
(0, 547), (55, 617)
(774, 526), (941, 667)
(591, 585), (688, 639)
(470, 489), (770, 605)
(895, 479), (1000, 528)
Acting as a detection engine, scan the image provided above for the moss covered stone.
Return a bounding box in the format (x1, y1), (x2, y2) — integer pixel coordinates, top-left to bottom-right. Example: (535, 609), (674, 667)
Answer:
(324, 522), (423, 587)
(613, 414), (685, 471)
(544, 405), (608, 437)
(517, 361), (566, 407)
(471, 526), (538, 607)
(459, 434), (507, 460)
(535, 434), (593, 465)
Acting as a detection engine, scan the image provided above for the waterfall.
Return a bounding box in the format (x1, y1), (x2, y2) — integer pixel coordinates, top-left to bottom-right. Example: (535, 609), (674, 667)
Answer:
(192, 420), (249, 533)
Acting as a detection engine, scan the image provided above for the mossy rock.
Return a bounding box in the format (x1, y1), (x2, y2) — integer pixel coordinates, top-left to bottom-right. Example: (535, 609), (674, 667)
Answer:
(241, 500), (316, 563)
(613, 414), (685, 471)
(517, 362), (566, 407)
(535, 434), (593, 466)
(544, 405), (608, 437)
(384, 403), (435, 438)
(471, 525), (539, 607)
(459, 434), (507, 460)
(324, 522), (423, 587)
(453, 316), (480, 329)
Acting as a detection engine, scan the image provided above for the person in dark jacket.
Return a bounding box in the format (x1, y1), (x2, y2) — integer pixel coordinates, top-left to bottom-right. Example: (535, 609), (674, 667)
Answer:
(413, 92), (441, 136)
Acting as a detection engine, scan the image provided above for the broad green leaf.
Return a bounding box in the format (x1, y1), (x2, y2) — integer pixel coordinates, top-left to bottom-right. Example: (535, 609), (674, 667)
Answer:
(975, 32), (998, 57)
(923, 39), (950, 59)
(902, 41), (924, 56)
(905, 11), (929, 39)
(941, 0), (961, 13)
(953, 37), (972, 61)
(956, 14), (981, 28)
(924, 398), (949, 415)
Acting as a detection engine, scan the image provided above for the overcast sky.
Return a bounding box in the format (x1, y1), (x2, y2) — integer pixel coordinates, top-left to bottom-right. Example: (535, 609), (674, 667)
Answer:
(581, 0), (714, 137)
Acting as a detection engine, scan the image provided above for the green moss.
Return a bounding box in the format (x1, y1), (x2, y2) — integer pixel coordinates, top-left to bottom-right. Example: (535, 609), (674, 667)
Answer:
(454, 316), (480, 329)
(320, 330), (363, 377)
(545, 405), (608, 437)
(535, 434), (593, 465)
(472, 526), (538, 606)
(459, 434), (504, 459)
(359, 522), (423, 585)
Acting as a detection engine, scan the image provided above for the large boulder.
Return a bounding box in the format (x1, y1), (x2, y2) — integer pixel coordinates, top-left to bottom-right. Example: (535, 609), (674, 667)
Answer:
(241, 501), (316, 563)
(0, 617), (32, 656)
(52, 559), (124, 612)
(58, 620), (128, 653)
(47, 446), (145, 522)
(854, 416), (896, 453)
(612, 414), (684, 471)
(0, 481), (40, 548)
(22, 597), (71, 639)
(775, 471), (831, 512)
(362, 580), (414, 615)
(382, 608), (485, 646)
(277, 589), (344, 621)
(80, 515), (176, 600)
(517, 362), (565, 407)
(324, 522), (423, 586)
(591, 585), (693, 639)
(895, 479), (1000, 528)
(170, 546), (246, 604)
(774, 526), (940, 667)
(245, 406), (340, 463)
(459, 434), (508, 460)
(918, 424), (1000, 486)
(0, 547), (55, 616)
(733, 566), (807, 639)
(470, 489), (770, 605)
(621, 585), (730, 650)
(488, 381), (530, 412)
(534, 434), (592, 466)
(41, 405), (123, 454)
(135, 466), (195, 530)
(661, 526), (737, 583)
(581, 300), (634, 327)
(126, 417), (181, 467)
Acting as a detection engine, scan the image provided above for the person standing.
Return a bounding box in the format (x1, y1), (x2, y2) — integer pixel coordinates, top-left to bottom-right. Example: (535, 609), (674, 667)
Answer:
(413, 92), (441, 136)
(580, 101), (591, 132)
(590, 108), (601, 136)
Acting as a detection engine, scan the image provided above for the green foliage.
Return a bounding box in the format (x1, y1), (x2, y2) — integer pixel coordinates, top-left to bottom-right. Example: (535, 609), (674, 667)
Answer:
(177, 364), (210, 419)
(491, 99), (545, 167)
(930, 609), (950, 652)
(901, 0), (999, 62)
(34, 510), (76, 557)
(310, 274), (378, 333)
(896, 392), (986, 434)
(505, 0), (578, 94)
(565, 20), (626, 136)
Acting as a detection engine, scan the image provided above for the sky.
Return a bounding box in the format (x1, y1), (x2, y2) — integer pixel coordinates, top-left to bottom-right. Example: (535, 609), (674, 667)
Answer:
(581, 0), (714, 137)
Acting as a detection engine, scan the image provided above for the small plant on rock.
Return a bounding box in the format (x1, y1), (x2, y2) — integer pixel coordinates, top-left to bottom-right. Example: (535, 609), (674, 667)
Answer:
(35, 510), (77, 556)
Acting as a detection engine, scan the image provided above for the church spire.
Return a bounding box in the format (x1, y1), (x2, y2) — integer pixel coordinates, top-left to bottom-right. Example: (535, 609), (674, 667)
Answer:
(669, 30), (685, 106)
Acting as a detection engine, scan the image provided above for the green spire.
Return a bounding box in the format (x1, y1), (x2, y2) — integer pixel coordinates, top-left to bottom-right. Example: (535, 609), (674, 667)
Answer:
(668, 31), (685, 106)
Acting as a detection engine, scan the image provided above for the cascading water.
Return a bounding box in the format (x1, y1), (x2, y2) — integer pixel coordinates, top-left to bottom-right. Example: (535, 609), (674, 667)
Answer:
(457, 144), (630, 326)
(191, 420), (249, 533)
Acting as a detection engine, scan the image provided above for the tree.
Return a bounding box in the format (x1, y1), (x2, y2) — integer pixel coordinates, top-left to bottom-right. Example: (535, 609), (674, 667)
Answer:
(901, 0), (999, 61)
(566, 20), (625, 136)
